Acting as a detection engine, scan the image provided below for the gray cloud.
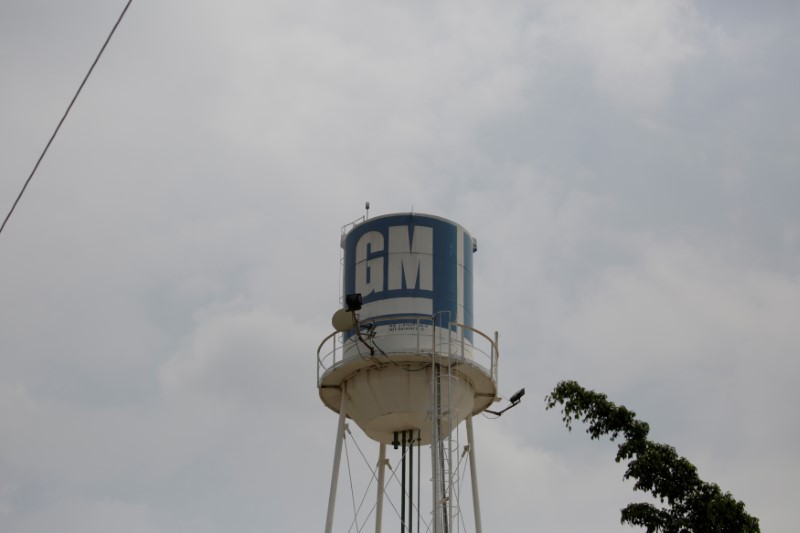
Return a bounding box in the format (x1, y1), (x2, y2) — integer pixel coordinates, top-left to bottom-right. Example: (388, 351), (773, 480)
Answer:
(1, 0), (797, 531)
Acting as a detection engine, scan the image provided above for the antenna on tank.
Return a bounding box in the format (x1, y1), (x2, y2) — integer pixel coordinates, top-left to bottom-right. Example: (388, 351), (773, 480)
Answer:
(365, 201), (370, 220)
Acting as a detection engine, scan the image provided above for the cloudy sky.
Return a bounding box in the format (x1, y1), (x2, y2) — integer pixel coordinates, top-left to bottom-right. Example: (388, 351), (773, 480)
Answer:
(1, 0), (798, 531)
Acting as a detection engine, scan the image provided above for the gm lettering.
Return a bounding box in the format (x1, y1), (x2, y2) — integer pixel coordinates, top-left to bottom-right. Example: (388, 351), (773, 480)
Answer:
(355, 225), (433, 296)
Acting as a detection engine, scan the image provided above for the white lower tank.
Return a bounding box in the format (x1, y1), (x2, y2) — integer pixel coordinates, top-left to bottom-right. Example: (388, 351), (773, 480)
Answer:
(344, 363), (476, 445)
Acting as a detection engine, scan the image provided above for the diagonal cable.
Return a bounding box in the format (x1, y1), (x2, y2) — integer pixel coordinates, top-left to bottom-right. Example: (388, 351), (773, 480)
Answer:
(0, 0), (133, 237)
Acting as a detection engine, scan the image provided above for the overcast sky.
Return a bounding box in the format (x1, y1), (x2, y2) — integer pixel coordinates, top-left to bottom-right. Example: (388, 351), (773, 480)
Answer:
(1, 0), (798, 531)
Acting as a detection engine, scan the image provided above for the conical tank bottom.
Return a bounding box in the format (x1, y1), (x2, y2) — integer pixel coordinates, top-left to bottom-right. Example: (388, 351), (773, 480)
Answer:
(344, 364), (475, 445)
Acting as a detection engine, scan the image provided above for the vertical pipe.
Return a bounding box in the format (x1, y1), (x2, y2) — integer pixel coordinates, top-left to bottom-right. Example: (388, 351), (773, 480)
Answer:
(465, 415), (483, 533)
(440, 438), (448, 533)
(401, 431), (407, 533)
(417, 431), (421, 533)
(325, 383), (348, 533)
(446, 355), (454, 531)
(375, 442), (386, 533)
(408, 431), (413, 533)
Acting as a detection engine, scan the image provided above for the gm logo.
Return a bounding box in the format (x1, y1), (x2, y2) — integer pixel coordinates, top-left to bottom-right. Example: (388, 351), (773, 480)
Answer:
(343, 213), (472, 329)
(355, 225), (433, 296)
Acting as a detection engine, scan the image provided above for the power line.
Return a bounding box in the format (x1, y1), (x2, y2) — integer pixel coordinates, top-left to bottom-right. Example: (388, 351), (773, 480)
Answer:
(0, 0), (134, 237)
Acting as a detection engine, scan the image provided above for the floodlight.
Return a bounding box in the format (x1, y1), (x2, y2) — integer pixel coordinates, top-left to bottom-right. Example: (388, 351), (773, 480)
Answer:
(345, 293), (362, 311)
(485, 387), (526, 417)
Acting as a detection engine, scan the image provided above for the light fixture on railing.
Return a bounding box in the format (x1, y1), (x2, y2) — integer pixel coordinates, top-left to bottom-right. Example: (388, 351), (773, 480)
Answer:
(330, 293), (374, 356)
(485, 388), (525, 417)
(345, 293), (362, 311)
(331, 293), (362, 332)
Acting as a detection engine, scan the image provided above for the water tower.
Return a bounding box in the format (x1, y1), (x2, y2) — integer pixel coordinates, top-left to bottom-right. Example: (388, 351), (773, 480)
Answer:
(317, 212), (501, 533)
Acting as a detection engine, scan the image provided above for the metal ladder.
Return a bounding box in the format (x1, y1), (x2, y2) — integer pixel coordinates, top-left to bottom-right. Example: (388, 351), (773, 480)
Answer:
(430, 316), (463, 533)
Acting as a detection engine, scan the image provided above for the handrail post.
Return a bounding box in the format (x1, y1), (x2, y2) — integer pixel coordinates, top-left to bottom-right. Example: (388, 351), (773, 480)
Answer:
(416, 317), (420, 354)
(492, 331), (500, 385)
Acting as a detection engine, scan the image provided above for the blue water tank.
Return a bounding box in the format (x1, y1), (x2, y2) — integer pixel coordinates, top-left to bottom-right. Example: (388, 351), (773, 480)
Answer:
(342, 213), (474, 346)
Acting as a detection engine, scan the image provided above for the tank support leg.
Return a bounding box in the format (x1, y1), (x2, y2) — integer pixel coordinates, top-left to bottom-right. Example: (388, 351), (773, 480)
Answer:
(375, 442), (386, 533)
(465, 415), (483, 533)
(325, 383), (348, 533)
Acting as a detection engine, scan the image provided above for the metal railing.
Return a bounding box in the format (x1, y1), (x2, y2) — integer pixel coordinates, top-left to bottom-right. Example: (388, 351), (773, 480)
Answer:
(317, 313), (499, 386)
